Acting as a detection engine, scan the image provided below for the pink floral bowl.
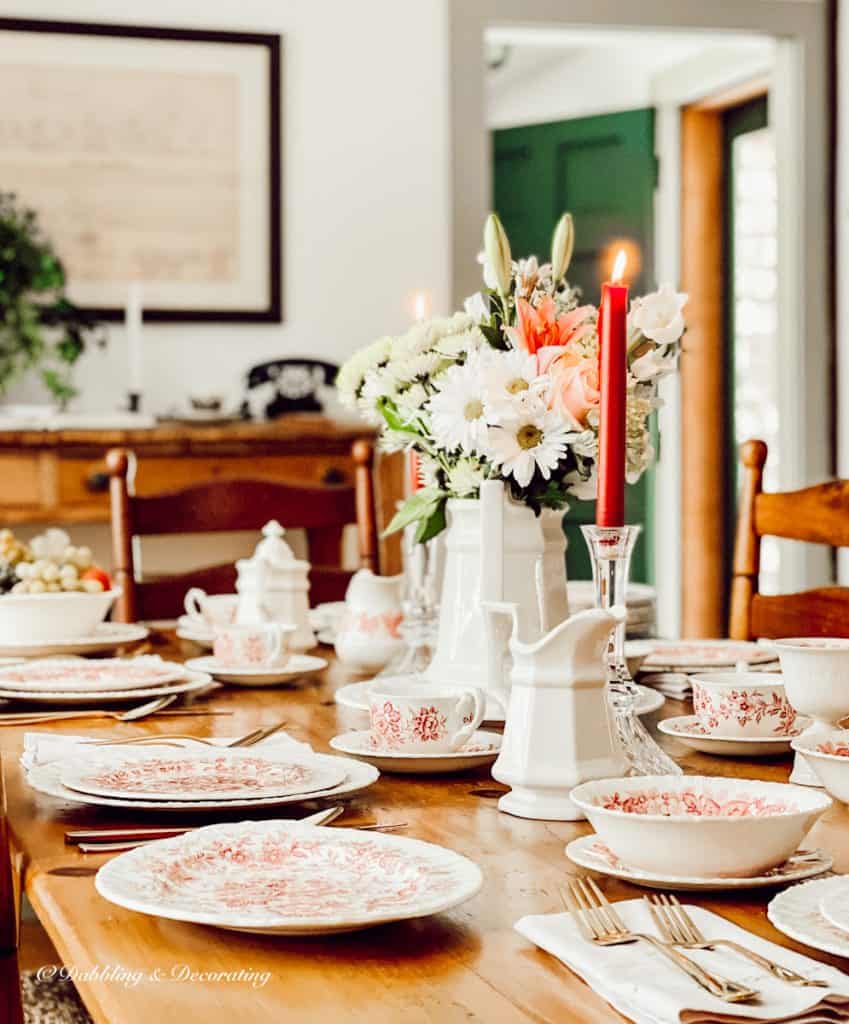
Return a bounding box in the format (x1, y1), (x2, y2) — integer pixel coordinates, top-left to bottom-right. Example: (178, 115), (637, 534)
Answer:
(690, 672), (797, 739)
(569, 775), (831, 878)
(791, 729), (849, 804)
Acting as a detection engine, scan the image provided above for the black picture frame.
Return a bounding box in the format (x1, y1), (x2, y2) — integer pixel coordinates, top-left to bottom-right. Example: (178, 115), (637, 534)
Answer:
(0, 17), (282, 323)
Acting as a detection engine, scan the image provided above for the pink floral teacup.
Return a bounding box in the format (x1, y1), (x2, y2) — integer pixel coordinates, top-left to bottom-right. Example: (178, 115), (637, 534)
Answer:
(691, 672), (797, 739)
(367, 679), (485, 754)
(213, 623), (294, 668)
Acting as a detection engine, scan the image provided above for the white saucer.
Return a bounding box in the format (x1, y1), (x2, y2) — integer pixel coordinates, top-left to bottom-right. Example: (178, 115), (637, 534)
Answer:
(329, 729), (501, 774)
(334, 679), (663, 725)
(658, 714), (802, 756)
(185, 655), (328, 687)
(768, 876), (849, 957)
(567, 835), (832, 892)
(0, 623), (149, 659)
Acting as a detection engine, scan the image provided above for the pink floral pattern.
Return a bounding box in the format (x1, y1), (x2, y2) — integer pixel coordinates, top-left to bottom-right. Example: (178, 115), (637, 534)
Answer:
(98, 821), (481, 926)
(668, 718), (800, 739)
(368, 699), (447, 751)
(65, 753), (344, 801)
(594, 787), (799, 818)
(692, 684), (797, 735)
(340, 610), (404, 640)
(0, 656), (183, 692)
(817, 741), (849, 758)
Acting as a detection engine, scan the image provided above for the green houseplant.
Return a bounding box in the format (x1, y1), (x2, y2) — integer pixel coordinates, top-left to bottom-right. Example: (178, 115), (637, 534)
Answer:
(0, 191), (104, 407)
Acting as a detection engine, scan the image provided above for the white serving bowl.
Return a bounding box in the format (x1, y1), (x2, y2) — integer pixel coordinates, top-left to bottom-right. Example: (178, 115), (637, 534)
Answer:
(689, 672), (797, 739)
(569, 775), (831, 878)
(0, 588), (120, 644)
(791, 729), (849, 803)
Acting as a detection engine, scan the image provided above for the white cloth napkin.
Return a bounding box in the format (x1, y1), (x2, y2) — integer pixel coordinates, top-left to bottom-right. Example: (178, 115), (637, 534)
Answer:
(20, 730), (314, 772)
(516, 898), (849, 1024)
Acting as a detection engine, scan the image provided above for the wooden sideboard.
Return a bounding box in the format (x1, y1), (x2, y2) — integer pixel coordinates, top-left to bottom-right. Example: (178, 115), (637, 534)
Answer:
(0, 415), (404, 573)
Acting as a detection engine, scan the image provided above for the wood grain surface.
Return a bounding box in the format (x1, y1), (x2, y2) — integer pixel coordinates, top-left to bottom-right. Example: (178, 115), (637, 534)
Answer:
(2, 631), (847, 1023)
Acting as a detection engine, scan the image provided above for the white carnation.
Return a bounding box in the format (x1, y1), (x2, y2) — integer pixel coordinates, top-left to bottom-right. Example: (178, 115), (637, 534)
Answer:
(447, 458), (485, 497)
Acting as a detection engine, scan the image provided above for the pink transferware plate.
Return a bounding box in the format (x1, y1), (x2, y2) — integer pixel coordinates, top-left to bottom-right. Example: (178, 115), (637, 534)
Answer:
(0, 656), (185, 693)
(27, 753), (377, 812)
(60, 747), (347, 802)
(566, 834), (832, 891)
(0, 670), (213, 706)
(642, 640), (777, 671)
(94, 819), (483, 934)
(329, 729), (501, 774)
(658, 714), (806, 757)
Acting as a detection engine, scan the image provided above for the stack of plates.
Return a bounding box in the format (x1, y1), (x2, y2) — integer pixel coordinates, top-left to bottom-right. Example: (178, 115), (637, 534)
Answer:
(639, 640), (779, 698)
(0, 656), (212, 706)
(769, 876), (849, 958)
(28, 742), (379, 813)
(567, 581), (656, 638)
(0, 622), (149, 659)
(95, 818), (482, 934)
(176, 616), (214, 648)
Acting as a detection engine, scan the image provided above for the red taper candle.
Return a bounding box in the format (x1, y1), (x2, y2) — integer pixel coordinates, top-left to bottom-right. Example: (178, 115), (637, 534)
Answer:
(408, 451), (422, 493)
(596, 250), (628, 527)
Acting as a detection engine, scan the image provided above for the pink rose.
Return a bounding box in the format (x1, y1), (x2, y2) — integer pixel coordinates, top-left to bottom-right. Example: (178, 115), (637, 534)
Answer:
(548, 350), (600, 427)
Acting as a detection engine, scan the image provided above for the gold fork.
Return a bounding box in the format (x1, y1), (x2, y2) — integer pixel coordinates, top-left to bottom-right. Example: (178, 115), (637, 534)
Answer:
(562, 878), (759, 1003)
(88, 719), (289, 750)
(647, 893), (827, 988)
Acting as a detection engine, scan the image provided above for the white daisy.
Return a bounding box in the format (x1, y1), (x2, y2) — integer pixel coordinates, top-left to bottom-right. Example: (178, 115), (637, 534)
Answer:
(482, 349), (549, 421)
(426, 356), (489, 454)
(447, 458), (485, 497)
(488, 409), (573, 488)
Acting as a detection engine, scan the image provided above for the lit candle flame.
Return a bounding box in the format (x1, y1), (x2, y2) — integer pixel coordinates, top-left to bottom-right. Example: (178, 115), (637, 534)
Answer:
(611, 250), (627, 284)
(414, 293), (427, 321)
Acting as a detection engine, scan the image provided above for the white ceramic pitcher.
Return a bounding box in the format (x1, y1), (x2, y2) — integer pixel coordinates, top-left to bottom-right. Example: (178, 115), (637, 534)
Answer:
(483, 602), (626, 821)
(422, 480), (568, 697)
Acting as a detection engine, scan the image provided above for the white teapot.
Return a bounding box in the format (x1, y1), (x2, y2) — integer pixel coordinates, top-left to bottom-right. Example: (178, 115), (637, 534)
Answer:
(235, 521), (315, 651)
(334, 569), (404, 673)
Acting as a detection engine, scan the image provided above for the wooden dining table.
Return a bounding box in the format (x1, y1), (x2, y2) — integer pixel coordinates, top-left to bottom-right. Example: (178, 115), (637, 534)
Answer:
(2, 629), (847, 1023)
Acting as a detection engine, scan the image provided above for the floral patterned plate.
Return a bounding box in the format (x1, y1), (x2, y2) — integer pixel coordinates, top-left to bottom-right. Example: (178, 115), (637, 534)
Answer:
(769, 877), (849, 957)
(61, 747), (347, 802)
(658, 714), (806, 757)
(329, 729), (501, 774)
(184, 654), (327, 687)
(0, 670), (213, 706)
(95, 820), (483, 935)
(0, 655), (186, 692)
(27, 753), (378, 812)
(566, 834), (832, 891)
(642, 639), (777, 671)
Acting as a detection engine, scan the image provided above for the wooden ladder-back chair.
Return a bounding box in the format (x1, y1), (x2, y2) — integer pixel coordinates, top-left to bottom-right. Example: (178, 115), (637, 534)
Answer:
(729, 439), (849, 640)
(0, 758), (23, 1024)
(107, 439), (380, 623)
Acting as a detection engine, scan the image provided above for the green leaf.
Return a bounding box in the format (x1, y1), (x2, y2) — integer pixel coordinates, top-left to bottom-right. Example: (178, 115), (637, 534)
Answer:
(413, 498), (447, 543)
(381, 488), (443, 537)
(376, 397), (420, 438)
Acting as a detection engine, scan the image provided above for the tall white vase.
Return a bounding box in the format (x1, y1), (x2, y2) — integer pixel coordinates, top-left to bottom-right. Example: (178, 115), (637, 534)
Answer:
(423, 498), (568, 689)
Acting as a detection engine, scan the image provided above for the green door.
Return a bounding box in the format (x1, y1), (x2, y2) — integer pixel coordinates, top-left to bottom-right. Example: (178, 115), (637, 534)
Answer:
(493, 108), (658, 582)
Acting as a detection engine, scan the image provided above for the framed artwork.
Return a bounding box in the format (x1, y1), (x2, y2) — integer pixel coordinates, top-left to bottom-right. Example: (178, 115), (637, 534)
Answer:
(0, 17), (281, 322)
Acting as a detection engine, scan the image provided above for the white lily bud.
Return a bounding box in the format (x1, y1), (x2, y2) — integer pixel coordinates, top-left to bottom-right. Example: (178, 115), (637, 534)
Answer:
(551, 212), (575, 282)
(483, 213), (512, 296)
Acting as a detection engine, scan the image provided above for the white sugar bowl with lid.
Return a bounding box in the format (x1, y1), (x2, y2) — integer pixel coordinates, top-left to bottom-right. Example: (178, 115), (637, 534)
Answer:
(235, 520), (315, 651)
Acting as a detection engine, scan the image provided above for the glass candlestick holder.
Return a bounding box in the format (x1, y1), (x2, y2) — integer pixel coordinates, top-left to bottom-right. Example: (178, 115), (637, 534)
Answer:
(581, 524), (681, 777)
(377, 525), (440, 677)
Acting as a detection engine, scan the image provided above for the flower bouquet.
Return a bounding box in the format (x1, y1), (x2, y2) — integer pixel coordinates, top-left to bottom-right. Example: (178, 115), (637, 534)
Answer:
(337, 213), (686, 541)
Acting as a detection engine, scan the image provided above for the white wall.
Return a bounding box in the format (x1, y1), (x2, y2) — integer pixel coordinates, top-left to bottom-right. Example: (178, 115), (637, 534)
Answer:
(1, 0), (452, 415)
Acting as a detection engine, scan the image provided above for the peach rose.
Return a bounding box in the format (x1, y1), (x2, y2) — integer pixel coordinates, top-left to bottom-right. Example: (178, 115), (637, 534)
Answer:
(548, 350), (600, 428)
